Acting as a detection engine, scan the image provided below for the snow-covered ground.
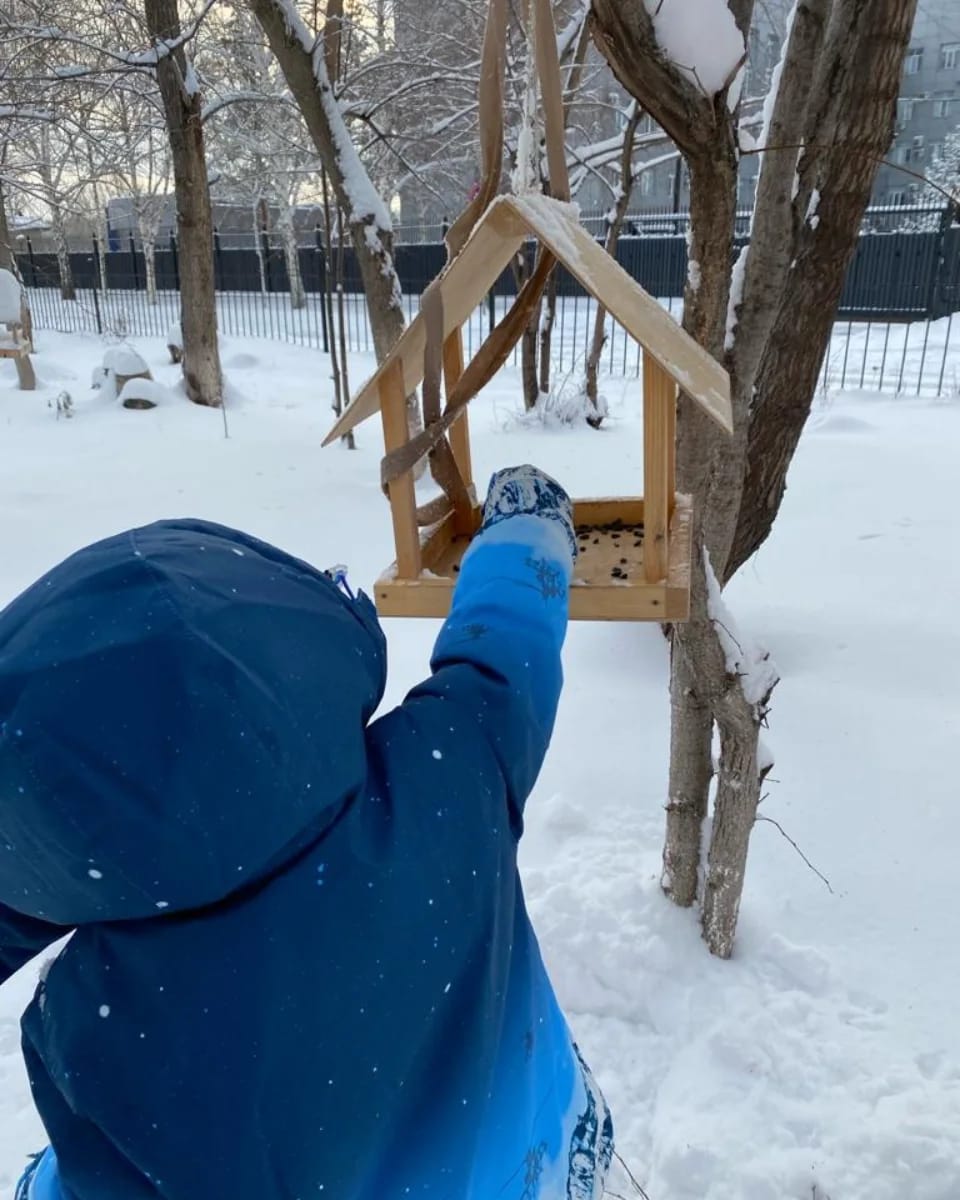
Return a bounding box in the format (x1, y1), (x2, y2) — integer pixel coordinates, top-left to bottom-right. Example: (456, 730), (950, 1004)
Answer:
(2, 334), (959, 1199)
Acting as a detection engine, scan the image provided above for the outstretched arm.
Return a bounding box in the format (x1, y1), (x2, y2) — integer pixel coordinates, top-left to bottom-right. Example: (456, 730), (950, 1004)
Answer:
(389, 467), (575, 820)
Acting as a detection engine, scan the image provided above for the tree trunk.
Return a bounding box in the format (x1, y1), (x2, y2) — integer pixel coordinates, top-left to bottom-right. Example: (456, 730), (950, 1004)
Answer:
(335, 200), (354, 448)
(255, 198), (269, 296)
(727, 0), (918, 579)
(538, 268), (557, 397)
(51, 206), (76, 302)
(145, 0), (223, 407)
(662, 637), (714, 906)
(250, 0), (416, 430)
(702, 688), (764, 958)
(321, 169), (354, 448)
(585, 106), (642, 424)
(279, 210), (306, 310)
(143, 237), (159, 305)
(509, 250), (540, 410)
(591, 0), (918, 956)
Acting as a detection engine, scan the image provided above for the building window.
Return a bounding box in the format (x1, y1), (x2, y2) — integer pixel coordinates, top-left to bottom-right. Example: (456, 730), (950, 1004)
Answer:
(640, 171), (654, 196)
(904, 48), (923, 75)
(931, 141), (945, 162)
(933, 98), (953, 118)
(888, 190), (907, 206)
(940, 43), (960, 70)
(897, 97), (915, 124)
(893, 145), (909, 165)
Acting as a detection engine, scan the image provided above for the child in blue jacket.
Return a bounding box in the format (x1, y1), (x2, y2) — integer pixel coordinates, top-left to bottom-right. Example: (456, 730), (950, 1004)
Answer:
(0, 465), (613, 1200)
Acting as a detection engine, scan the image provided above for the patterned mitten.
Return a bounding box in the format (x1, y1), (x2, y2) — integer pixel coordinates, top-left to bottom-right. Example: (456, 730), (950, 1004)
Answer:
(480, 465), (577, 560)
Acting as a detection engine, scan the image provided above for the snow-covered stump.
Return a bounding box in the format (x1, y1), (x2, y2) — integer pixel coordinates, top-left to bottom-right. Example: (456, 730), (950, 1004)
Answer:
(103, 345), (153, 397)
(119, 378), (172, 410)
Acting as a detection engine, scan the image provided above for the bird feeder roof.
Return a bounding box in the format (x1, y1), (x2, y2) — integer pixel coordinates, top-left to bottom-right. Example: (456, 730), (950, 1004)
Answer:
(323, 193), (732, 445)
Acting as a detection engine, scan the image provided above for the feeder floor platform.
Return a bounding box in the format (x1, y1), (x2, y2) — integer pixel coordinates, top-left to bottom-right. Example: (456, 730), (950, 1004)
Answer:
(374, 497), (693, 622)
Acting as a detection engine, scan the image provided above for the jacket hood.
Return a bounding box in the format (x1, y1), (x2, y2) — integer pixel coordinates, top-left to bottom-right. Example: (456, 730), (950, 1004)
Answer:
(0, 519), (386, 925)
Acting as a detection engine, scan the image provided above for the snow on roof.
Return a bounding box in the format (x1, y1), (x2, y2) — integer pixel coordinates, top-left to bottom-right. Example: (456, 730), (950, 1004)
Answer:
(10, 214), (49, 231)
(0, 270), (22, 324)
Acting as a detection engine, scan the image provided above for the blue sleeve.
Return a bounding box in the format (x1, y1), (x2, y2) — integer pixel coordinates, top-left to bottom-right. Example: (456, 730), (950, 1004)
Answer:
(0, 903), (69, 986)
(397, 514), (571, 820)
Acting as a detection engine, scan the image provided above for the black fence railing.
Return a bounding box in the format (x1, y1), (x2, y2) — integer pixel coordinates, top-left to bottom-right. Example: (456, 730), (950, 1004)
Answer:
(18, 205), (960, 323)
(15, 205), (960, 398)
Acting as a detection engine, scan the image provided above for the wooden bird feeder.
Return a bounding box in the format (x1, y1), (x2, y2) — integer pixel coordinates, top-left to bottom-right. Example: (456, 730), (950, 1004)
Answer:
(323, 193), (732, 622)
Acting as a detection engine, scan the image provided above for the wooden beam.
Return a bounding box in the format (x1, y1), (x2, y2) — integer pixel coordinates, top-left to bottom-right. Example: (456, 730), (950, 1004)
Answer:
(322, 204), (524, 445)
(643, 351), (674, 583)
(506, 194), (732, 433)
(379, 359), (421, 580)
(666, 384), (676, 516)
(442, 329), (473, 488)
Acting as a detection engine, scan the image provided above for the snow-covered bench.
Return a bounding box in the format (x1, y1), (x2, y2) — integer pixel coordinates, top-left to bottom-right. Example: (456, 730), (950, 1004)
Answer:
(0, 268), (35, 390)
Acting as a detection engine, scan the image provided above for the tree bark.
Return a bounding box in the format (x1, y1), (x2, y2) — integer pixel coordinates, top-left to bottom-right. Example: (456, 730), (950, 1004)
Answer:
(250, 0), (411, 425)
(662, 635), (714, 906)
(727, 0), (918, 578)
(702, 686), (764, 958)
(144, 0), (223, 407)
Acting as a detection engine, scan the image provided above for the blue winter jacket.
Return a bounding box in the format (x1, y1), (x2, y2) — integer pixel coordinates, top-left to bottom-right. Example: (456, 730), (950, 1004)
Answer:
(0, 516), (612, 1200)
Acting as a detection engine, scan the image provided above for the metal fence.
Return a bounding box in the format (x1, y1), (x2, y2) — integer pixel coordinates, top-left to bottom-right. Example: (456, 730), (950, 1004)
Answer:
(16, 205), (960, 398)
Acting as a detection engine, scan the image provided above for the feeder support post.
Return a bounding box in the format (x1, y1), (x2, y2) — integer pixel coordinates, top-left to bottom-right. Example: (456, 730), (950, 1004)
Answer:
(379, 359), (422, 579)
(643, 352), (675, 583)
(442, 329), (473, 491)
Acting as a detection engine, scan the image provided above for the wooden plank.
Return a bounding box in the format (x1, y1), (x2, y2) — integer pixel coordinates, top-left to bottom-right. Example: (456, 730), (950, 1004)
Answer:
(375, 575), (673, 622)
(420, 512), (458, 571)
(643, 353), (673, 584)
(375, 577), (454, 620)
(666, 386), (677, 516)
(664, 494), (693, 620)
(505, 193), (732, 434)
(379, 360), (421, 580)
(373, 494), (695, 622)
(573, 498), (645, 527)
(443, 330), (473, 488)
(323, 203), (525, 445)
(570, 583), (669, 621)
